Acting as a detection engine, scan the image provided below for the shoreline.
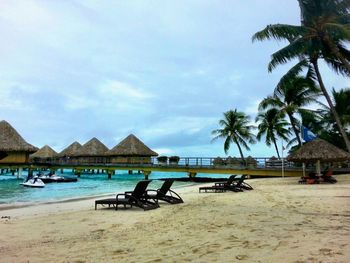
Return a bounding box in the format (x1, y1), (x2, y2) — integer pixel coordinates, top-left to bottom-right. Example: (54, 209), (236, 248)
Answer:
(0, 177), (214, 211)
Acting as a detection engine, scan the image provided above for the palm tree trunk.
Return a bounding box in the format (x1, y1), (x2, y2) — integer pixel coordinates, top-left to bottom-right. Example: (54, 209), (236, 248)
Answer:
(287, 112), (302, 147)
(312, 59), (350, 152)
(323, 36), (350, 75)
(234, 138), (245, 165)
(272, 138), (281, 159)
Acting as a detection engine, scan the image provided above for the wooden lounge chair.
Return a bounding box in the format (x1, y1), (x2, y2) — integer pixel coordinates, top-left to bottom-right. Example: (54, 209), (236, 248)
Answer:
(115, 180), (159, 211)
(321, 168), (337, 184)
(199, 175), (242, 193)
(95, 180), (159, 211)
(232, 175), (254, 190)
(95, 198), (118, 210)
(145, 179), (184, 204)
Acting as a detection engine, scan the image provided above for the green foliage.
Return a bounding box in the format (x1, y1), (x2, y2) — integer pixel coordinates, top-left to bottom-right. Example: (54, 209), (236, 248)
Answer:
(212, 109), (256, 160)
(157, 156), (168, 163)
(256, 108), (291, 158)
(169, 156), (180, 163)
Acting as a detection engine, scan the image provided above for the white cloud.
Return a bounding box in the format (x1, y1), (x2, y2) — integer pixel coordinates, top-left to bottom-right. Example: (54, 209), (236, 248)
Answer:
(153, 148), (174, 155)
(64, 94), (98, 110)
(100, 80), (153, 100)
(142, 116), (217, 138)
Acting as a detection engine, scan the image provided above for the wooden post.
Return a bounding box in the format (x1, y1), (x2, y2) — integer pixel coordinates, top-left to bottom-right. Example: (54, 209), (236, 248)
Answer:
(188, 172), (197, 178)
(75, 169), (81, 178)
(107, 170), (113, 179)
(128, 170), (133, 175)
(143, 171), (151, 180)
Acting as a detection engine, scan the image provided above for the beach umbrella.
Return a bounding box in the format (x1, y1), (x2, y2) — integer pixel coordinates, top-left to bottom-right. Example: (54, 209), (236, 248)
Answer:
(287, 139), (350, 175)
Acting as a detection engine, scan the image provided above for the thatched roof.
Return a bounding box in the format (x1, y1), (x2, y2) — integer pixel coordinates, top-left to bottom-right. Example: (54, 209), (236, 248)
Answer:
(57, 141), (82, 157)
(106, 134), (158, 156)
(287, 139), (350, 163)
(76, 137), (109, 157)
(30, 145), (57, 159)
(0, 120), (38, 152)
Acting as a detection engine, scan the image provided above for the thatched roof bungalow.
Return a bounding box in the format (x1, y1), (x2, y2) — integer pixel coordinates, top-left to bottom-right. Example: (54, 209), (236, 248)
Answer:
(29, 145), (57, 163)
(57, 141), (82, 163)
(75, 137), (109, 164)
(287, 139), (350, 163)
(106, 134), (158, 164)
(0, 120), (38, 163)
(287, 139), (350, 175)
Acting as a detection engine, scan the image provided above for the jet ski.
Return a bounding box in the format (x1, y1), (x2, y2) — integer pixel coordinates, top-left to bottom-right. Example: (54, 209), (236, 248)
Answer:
(38, 174), (78, 183)
(20, 176), (45, 188)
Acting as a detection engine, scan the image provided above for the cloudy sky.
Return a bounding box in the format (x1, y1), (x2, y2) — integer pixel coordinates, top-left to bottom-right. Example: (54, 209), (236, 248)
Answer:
(0, 0), (349, 157)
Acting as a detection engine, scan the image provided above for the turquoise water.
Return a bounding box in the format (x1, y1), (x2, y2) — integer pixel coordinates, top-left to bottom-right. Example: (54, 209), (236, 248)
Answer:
(0, 170), (226, 205)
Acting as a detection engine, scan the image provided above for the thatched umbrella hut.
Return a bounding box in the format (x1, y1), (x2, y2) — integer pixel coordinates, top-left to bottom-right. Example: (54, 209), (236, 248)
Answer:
(57, 141), (82, 163)
(106, 134), (158, 164)
(76, 137), (109, 164)
(0, 120), (38, 163)
(30, 145), (57, 164)
(287, 139), (350, 175)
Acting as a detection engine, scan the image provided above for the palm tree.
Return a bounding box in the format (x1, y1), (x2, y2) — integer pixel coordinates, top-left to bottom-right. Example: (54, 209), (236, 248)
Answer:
(255, 108), (291, 159)
(259, 76), (320, 147)
(302, 87), (350, 150)
(252, 0), (350, 151)
(299, 0), (350, 73)
(332, 88), (350, 127)
(212, 109), (256, 162)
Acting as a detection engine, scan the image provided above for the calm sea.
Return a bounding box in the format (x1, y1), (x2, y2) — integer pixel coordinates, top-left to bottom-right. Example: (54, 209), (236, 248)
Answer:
(0, 170), (226, 205)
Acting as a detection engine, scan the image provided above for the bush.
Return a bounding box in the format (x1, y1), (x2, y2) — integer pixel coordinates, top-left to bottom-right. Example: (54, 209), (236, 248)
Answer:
(157, 156), (168, 163)
(169, 156), (180, 163)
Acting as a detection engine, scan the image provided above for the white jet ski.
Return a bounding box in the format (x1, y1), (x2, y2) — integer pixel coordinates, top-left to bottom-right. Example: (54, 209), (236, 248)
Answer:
(20, 177), (45, 188)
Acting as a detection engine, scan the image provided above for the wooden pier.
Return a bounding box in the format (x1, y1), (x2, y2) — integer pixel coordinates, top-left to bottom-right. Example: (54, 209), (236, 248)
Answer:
(0, 156), (306, 179)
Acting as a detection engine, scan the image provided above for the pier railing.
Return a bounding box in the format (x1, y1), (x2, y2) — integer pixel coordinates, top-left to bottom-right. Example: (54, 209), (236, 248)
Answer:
(31, 156), (299, 169)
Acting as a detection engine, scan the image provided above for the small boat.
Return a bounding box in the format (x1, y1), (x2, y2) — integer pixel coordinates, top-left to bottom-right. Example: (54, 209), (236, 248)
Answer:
(20, 177), (45, 188)
(38, 174), (78, 183)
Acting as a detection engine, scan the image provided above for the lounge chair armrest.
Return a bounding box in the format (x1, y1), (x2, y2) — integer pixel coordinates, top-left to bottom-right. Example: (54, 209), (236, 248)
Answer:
(145, 189), (158, 194)
(168, 189), (183, 200)
(116, 193), (126, 200)
(214, 182), (226, 187)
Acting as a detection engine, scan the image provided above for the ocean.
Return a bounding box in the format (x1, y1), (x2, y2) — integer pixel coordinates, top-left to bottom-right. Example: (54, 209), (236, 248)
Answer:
(0, 170), (227, 205)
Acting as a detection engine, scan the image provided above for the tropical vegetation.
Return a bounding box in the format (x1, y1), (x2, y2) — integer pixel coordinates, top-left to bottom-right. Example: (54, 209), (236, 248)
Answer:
(213, 1), (350, 159)
(211, 109), (256, 162)
(255, 108), (291, 158)
(252, 0), (350, 152)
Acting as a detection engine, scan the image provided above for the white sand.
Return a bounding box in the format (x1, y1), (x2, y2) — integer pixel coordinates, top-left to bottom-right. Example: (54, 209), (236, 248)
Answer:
(0, 175), (349, 263)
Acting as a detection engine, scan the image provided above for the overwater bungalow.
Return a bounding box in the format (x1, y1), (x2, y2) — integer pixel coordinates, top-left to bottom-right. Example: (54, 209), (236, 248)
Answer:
(57, 141), (82, 164)
(75, 137), (109, 164)
(0, 120), (38, 164)
(106, 134), (158, 164)
(30, 145), (57, 164)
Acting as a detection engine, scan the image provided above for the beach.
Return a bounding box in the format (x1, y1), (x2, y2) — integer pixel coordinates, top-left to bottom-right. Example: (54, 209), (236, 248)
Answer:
(1, 175), (350, 263)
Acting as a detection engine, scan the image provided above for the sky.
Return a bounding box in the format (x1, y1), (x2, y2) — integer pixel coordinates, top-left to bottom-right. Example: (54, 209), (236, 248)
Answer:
(0, 0), (349, 157)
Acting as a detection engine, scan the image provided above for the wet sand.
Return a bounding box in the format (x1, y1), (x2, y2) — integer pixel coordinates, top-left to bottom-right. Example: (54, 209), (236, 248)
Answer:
(1, 175), (349, 263)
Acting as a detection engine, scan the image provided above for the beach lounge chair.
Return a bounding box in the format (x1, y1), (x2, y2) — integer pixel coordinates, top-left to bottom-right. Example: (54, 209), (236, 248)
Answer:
(215, 174), (253, 191)
(199, 175), (243, 193)
(145, 179), (184, 204)
(115, 180), (159, 211)
(95, 180), (159, 211)
(321, 168), (337, 184)
(233, 175), (254, 190)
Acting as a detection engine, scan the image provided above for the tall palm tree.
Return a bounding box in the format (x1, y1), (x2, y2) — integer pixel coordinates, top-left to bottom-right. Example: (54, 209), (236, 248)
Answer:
(211, 109), (256, 162)
(252, 0), (350, 151)
(332, 88), (350, 127)
(259, 76), (320, 147)
(255, 108), (291, 159)
(299, 0), (350, 73)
